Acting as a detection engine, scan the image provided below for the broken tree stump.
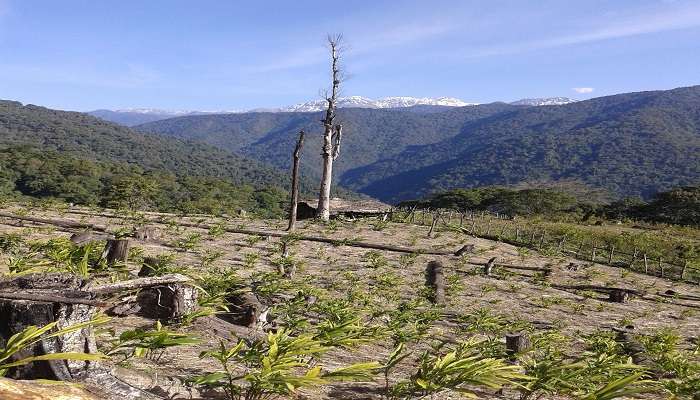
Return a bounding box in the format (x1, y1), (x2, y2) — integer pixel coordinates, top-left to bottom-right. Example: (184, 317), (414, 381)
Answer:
(0, 274), (98, 380)
(484, 257), (497, 276)
(103, 239), (130, 267)
(505, 332), (531, 358)
(609, 289), (630, 303)
(425, 260), (445, 304)
(220, 291), (264, 328)
(136, 284), (198, 321)
(133, 226), (159, 242)
(138, 257), (160, 277)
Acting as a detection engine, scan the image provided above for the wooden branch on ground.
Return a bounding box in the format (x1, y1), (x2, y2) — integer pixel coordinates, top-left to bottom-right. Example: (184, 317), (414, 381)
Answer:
(465, 260), (551, 273)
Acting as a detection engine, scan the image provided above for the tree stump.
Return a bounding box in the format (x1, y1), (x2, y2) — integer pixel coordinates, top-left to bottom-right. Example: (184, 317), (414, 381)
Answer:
(505, 332), (531, 359)
(137, 257), (159, 277)
(0, 274), (98, 380)
(425, 260), (445, 305)
(220, 291), (264, 328)
(454, 244), (475, 257)
(609, 289), (629, 303)
(134, 226), (159, 242)
(296, 202), (317, 220)
(103, 239), (130, 267)
(484, 257), (497, 276)
(135, 284), (198, 321)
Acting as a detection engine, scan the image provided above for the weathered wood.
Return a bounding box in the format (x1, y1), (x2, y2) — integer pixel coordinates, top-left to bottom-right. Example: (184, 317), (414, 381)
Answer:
(484, 257), (496, 276)
(136, 283), (198, 321)
(221, 291), (264, 327)
(88, 274), (191, 295)
(70, 231), (112, 245)
(133, 226), (159, 242)
(287, 130), (305, 231)
(609, 289), (630, 303)
(0, 274), (98, 380)
(454, 244), (475, 257)
(0, 291), (105, 307)
(425, 260), (445, 305)
(0, 212), (108, 232)
(505, 332), (531, 358)
(316, 35), (343, 221)
(103, 239), (130, 267)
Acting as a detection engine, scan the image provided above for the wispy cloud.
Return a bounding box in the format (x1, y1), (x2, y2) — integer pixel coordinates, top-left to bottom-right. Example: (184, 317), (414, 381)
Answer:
(573, 87), (594, 94)
(461, 3), (700, 59)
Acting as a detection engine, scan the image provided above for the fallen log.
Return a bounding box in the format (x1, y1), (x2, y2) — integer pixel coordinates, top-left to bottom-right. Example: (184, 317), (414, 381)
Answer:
(88, 274), (192, 295)
(0, 291), (106, 307)
(0, 212), (107, 232)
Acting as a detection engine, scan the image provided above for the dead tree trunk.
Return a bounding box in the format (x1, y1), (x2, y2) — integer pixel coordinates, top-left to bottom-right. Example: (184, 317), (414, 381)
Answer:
(287, 130), (305, 231)
(484, 257), (497, 276)
(425, 260), (445, 305)
(317, 34), (343, 221)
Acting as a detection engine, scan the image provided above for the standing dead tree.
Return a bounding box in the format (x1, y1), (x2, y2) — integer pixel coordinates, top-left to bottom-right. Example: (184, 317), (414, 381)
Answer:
(316, 34), (344, 221)
(287, 130), (305, 231)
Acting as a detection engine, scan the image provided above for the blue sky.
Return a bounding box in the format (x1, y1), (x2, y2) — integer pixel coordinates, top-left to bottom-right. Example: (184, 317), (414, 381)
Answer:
(0, 0), (699, 111)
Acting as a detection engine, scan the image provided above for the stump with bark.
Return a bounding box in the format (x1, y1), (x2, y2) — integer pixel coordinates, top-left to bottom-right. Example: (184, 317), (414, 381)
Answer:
(0, 274), (98, 380)
(134, 226), (159, 242)
(609, 289), (630, 303)
(505, 332), (531, 359)
(220, 291), (264, 328)
(103, 239), (130, 267)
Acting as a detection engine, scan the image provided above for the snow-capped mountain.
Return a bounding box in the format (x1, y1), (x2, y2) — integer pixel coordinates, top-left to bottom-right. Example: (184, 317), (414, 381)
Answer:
(279, 96), (477, 112)
(509, 97), (577, 106)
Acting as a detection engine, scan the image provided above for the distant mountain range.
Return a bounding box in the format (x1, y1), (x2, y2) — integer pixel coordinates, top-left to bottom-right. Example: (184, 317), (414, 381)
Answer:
(135, 86), (700, 202)
(88, 96), (576, 126)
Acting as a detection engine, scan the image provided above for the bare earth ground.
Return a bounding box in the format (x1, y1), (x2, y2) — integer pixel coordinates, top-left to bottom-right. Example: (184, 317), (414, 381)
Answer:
(0, 205), (698, 399)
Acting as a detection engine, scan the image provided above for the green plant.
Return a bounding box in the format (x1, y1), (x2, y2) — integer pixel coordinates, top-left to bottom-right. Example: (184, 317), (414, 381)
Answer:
(105, 321), (199, 361)
(389, 338), (528, 399)
(172, 233), (203, 251)
(0, 317), (109, 376)
(192, 329), (379, 400)
(363, 250), (389, 269)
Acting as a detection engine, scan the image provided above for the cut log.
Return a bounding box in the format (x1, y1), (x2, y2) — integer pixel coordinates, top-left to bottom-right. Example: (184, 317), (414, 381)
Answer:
(103, 239), (130, 267)
(425, 260), (445, 305)
(454, 244), (475, 257)
(70, 231), (111, 245)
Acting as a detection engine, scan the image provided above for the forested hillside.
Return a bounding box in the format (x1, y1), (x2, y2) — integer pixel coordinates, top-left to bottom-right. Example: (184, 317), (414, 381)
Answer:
(350, 86), (700, 201)
(0, 100), (296, 190)
(137, 103), (518, 183)
(137, 86), (700, 202)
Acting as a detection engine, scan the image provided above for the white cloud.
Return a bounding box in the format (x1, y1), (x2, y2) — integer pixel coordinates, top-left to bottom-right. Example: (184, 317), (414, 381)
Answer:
(573, 87), (594, 94)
